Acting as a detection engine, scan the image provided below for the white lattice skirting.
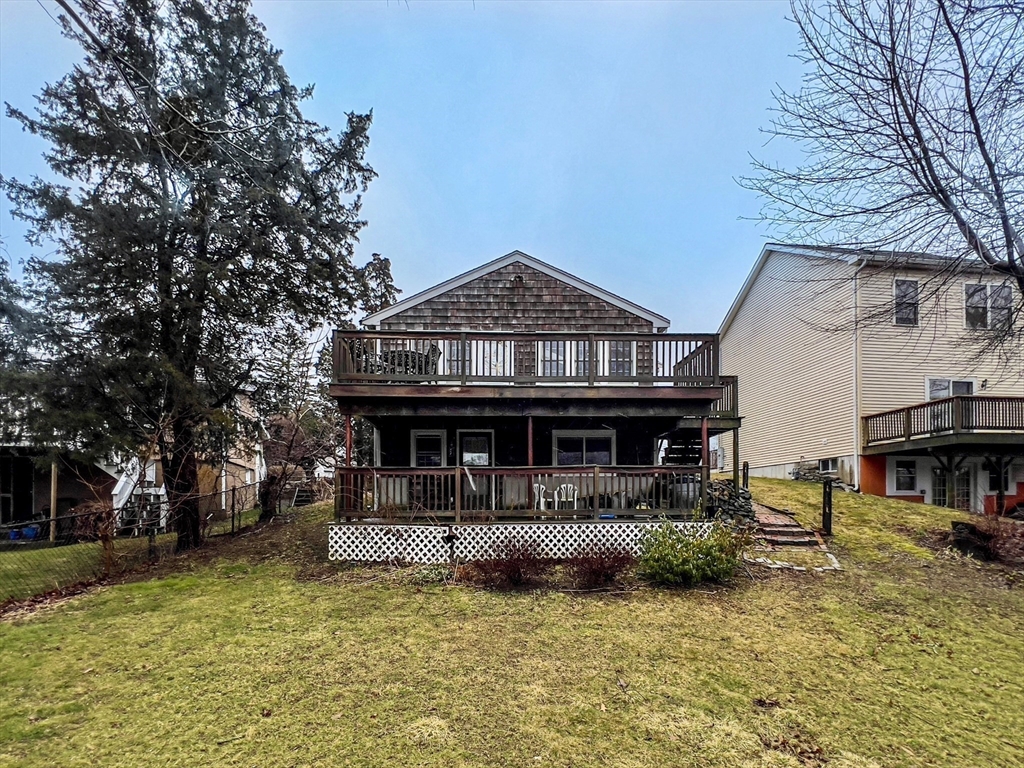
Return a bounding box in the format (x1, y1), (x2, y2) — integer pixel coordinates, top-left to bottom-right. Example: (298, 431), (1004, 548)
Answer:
(327, 521), (714, 564)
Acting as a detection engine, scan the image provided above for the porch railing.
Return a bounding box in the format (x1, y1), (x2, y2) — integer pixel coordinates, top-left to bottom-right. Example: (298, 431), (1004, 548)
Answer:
(862, 396), (1024, 446)
(333, 330), (720, 386)
(335, 465), (706, 522)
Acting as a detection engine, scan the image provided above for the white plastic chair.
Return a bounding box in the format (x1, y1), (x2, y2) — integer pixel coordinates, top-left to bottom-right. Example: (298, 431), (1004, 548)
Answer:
(533, 483), (547, 511)
(554, 483), (579, 510)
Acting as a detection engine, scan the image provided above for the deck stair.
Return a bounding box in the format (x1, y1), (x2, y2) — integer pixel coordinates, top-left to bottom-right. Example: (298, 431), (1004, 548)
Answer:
(753, 503), (826, 550)
(663, 440), (702, 466)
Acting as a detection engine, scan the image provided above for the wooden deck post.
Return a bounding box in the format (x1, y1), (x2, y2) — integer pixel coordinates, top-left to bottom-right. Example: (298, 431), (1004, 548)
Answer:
(527, 416), (534, 512)
(49, 460), (58, 543)
(592, 466), (600, 519)
(454, 468), (461, 523)
(700, 417), (710, 514)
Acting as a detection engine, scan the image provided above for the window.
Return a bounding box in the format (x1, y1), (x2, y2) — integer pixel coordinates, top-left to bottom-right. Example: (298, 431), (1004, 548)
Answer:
(818, 458), (838, 474)
(927, 378), (974, 400)
(966, 283), (1014, 330)
(991, 284), (1013, 330)
(894, 279), (919, 326)
(411, 431), (446, 467)
(540, 341), (566, 377)
(895, 460), (917, 492)
(553, 431), (615, 466)
(988, 466), (1010, 493)
(573, 340), (591, 378)
(607, 340), (632, 377)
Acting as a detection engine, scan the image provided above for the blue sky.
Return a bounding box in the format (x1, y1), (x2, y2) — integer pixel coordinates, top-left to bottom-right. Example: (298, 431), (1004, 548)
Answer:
(0, 0), (804, 331)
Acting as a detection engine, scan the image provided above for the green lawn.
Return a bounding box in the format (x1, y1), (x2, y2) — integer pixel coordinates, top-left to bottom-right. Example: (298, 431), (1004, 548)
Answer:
(1, 507), (261, 604)
(1, 482), (1022, 767)
(0, 536), (177, 604)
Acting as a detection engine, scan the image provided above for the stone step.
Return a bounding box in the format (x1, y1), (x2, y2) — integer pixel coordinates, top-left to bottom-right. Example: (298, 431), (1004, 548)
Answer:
(759, 526), (812, 537)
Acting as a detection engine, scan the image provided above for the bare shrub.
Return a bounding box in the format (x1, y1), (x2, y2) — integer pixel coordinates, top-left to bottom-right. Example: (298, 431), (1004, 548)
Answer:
(470, 537), (553, 590)
(565, 548), (635, 590)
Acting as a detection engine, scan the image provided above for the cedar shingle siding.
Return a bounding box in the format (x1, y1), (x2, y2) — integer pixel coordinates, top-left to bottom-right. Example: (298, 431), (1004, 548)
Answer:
(379, 263), (654, 333)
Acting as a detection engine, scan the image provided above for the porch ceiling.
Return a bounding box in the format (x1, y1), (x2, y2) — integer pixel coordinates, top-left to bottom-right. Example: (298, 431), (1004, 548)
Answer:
(329, 383), (723, 418)
(862, 432), (1024, 456)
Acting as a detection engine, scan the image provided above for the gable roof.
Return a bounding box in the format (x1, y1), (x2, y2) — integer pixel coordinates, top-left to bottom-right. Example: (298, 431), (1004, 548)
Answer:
(362, 250), (671, 331)
(717, 242), (985, 338)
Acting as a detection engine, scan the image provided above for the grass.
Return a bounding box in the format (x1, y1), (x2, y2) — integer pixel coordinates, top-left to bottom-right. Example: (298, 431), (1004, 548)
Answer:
(1, 488), (1022, 767)
(0, 507), (260, 604)
(0, 536), (176, 604)
(748, 477), (972, 562)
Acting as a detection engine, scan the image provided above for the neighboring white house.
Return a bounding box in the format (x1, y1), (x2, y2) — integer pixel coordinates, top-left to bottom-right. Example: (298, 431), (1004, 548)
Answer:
(718, 244), (1024, 514)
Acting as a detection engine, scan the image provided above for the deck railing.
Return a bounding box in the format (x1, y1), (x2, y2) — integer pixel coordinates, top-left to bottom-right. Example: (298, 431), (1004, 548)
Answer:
(335, 465), (706, 522)
(333, 330), (720, 386)
(862, 396), (1024, 446)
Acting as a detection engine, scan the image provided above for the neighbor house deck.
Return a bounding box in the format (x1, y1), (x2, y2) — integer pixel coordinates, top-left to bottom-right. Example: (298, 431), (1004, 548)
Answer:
(862, 396), (1024, 454)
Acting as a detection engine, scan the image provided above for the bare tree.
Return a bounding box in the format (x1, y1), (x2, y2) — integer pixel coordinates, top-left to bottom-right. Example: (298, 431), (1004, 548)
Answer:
(745, 0), (1024, 346)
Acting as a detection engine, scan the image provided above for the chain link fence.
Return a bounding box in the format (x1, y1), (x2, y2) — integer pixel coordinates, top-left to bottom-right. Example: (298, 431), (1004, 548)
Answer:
(0, 482), (263, 605)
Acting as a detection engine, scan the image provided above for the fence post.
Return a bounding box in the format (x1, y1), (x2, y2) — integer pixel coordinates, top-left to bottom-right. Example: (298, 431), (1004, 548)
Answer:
(49, 461), (58, 543)
(822, 478), (833, 536)
(231, 486), (237, 534)
(731, 429), (740, 490)
(741, 461), (749, 490)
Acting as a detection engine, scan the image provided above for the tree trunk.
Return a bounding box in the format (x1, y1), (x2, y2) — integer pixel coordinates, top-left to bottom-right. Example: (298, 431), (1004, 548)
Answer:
(163, 419), (203, 552)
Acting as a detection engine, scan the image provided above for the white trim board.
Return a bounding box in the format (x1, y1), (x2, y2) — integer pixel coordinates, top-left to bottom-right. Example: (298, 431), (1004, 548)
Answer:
(362, 250), (671, 331)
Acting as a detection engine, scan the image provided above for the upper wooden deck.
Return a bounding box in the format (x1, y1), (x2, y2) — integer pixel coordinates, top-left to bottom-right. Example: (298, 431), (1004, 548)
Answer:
(330, 330), (735, 419)
(862, 396), (1024, 454)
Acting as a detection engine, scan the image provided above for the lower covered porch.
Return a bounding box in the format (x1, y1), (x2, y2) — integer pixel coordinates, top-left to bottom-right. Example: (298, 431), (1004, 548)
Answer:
(336, 463), (704, 522)
(336, 413), (733, 522)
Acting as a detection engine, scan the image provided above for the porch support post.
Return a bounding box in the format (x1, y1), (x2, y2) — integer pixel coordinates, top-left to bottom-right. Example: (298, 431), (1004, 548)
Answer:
(945, 453), (958, 510)
(731, 428), (740, 490)
(527, 416), (534, 513)
(49, 460), (58, 543)
(700, 417), (710, 514)
(345, 415), (353, 467)
(527, 416), (533, 467)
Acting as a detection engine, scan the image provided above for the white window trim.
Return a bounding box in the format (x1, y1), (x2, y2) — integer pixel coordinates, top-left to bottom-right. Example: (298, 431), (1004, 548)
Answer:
(962, 281), (1013, 331)
(551, 429), (617, 466)
(892, 277), (920, 327)
(410, 429), (447, 468)
(893, 459), (920, 495)
(455, 429), (495, 467)
(924, 376), (978, 401)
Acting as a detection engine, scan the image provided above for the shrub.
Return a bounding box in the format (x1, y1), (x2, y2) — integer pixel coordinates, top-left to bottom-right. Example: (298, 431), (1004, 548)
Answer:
(471, 537), (553, 589)
(637, 521), (741, 587)
(565, 548), (635, 590)
(976, 518), (1024, 564)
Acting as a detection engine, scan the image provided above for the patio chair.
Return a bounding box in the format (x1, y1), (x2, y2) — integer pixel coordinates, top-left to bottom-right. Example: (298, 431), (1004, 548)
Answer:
(554, 483), (579, 510)
(533, 483), (547, 512)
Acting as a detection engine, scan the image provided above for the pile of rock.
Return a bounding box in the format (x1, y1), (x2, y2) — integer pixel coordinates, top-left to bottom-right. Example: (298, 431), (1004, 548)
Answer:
(789, 464), (856, 491)
(706, 480), (755, 525)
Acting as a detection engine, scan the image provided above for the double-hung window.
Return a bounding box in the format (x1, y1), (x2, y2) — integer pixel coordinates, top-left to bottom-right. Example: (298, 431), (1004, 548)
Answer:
(895, 460), (917, 492)
(894, 279), (919, 326)
(965, 283), (1013, 330)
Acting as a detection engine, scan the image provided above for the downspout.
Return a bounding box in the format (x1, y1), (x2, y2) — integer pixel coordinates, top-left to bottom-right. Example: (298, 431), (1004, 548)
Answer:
(851, 258), (868, 491)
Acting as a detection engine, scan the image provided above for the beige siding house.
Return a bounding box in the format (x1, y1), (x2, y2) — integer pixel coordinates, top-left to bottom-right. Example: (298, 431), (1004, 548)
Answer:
(719, 244), (1024, 515)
